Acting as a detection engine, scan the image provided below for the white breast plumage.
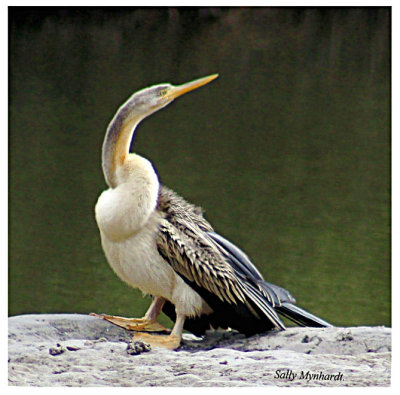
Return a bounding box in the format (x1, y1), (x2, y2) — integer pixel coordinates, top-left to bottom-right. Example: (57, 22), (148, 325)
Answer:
(95, 154), (159, 242)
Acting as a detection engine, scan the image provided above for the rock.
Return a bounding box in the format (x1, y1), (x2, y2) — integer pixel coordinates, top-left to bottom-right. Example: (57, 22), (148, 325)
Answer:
(8, 314), (391, 386)
(126, 340), (151, 355)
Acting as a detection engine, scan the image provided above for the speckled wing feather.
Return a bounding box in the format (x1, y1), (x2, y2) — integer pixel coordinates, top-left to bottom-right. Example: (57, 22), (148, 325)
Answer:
(206, 231), (296, 307)
(156, 186), (285, 330)
(157, 218), (248, 305)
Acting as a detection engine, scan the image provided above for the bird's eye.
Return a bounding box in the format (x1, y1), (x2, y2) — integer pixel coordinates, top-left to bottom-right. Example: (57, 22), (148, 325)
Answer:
(159, 89), (168, 97)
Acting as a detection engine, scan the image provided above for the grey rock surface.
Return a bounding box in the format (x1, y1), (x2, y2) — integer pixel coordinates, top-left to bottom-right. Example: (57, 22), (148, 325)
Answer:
(8, 314), (391, 387)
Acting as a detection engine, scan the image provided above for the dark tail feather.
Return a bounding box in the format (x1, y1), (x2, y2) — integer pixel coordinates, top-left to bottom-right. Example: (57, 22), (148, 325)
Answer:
(276, 302), (332, 328)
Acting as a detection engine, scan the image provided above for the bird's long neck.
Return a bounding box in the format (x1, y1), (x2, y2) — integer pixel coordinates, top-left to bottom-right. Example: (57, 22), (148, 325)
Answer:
(102, 106), (142, 188)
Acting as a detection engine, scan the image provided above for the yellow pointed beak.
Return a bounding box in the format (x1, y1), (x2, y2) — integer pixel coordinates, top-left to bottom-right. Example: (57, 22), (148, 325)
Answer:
(166, 74), (219, 100)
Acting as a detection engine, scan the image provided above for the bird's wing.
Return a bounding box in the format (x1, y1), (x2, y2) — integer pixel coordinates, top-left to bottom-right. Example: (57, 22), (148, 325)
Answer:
(207, 231), (296, 306)
(206, 231), (265, 280)
(157, 218), (246, 304)
(156, 217), (285, 330)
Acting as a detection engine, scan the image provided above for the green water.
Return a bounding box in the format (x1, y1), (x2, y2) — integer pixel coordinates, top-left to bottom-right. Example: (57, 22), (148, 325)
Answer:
(9, 7), (390, 328)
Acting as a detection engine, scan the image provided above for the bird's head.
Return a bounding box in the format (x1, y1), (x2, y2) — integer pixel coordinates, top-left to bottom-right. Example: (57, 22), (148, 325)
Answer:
(103, 74), (218, 187)
(123, 74), (219, 121)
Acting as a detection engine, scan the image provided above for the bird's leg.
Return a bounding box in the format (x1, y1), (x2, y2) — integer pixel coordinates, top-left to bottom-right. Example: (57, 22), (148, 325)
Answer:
(133, 312), (185, 350)
(90, 296), (170, 333)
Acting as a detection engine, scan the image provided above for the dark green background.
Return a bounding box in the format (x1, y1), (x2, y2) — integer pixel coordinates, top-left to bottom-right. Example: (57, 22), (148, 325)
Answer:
(9, 7), (391, 328)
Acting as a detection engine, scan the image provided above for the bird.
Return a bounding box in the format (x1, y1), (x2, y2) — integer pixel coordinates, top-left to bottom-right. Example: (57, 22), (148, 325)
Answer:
(92, 74), (332, 350)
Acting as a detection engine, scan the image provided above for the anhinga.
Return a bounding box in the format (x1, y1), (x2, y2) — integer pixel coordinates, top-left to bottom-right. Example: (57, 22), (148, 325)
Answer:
(93, 74), (331, 350)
